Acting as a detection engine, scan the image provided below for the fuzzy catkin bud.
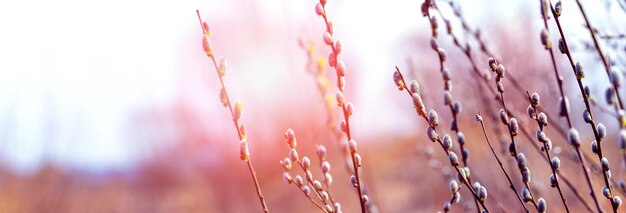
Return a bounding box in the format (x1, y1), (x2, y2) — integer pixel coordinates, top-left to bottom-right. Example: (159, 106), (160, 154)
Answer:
(328, 51), (337, 67)
(540, 28), (550, 48)
(283, 172), (292, 184)
(509, 143), (517, 157)
(323, 31), (333, 46)
(527, 105), (536, 119)
(522, 168), (531, 183)
(545, 138), (552, 151)
(472, 181), (481, 192)
(450, 180), (459, 193)
(313, 180), (323, 192)
(324, 205), (333, 213)
(336, 61), (346, 77)
(499, 109), (509, 125)
(427, 127), (438, 142)
(607, 87), (616, 105)
(538, 112), (547, 126)
(315, 3), (324, 16)
(488, 57), (498, 71)
(294, 175), (304, 187)
(302, 156), (311, 170)
(428, 110), (439, 127)
(290, 149), (299, 162)
(538, 198), (547, 213)
(393, 70), (404, 90)
(239, 124), (247, 139)
(430, 38), (439, 50)
(603, 186), (611, 198)
(453, 192), (460, 203)
(442, 134), (453, 151)
(336, 91), (345, 107)
(478, 186), (488, 202)
(240, 139), (250, 161)
(555, 0), (562, 16)
(509, 118), (519, 136)
(302, 185), (311, 196)
(530, 92), (540, 107)
(334, 39), (342, 54)
(349, 139), (357, 154)
(496, 64), (506, 77)
(463, 167), (471, 179)
(602, 157), (610, 172)
(517, 153), (528, 169)
(536, 130), (548, 143)
(412, 93), (426, 115)
(220, 88), (229, 107)
(285, 129), (297, 149)
(613, 196), (622, 209)
(611, 68), (623, 87)
(442, 68), (451, 81)
(583, 109), (592, 123)
(350, 175), (358, 187)
(522, 187), (532, 202)
(346, 102), (354, 116)
(597, 123), (606, 139)
(337, 76), (345, 92)
(233, 102), (243, 121)
(550, 174), (557, 187)
(410, 80), (420, 93)
(324, 173), (333, 185)
(202, 32), (213, 57)
(558, 38), (566, 54)
(453, 101), (461, 114)
(317, 145), (327, 160)
(448, 152), (459, 166)
(282, 158), (292, 171)
(443, 91), (452, 105)
(551, 156), (560, 170)
(591, 140), (598, 154)
(321, 161), (331, 173)
(437, 48), (447, 62)
(496, 82), (504, 93)
(218, 58), (227, 76)
(575, 62), (585, 79)
(355, 154), (362, 167)
(457, 132), (465, 145)
(568, 128), (580, 147)
(339, 120), (347, 133)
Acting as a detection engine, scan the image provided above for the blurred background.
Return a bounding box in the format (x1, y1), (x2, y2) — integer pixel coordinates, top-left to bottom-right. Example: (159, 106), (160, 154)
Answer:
(0, 0), (625, 212)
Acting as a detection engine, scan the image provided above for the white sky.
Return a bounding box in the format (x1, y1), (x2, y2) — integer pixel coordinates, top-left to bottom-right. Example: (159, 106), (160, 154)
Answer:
(0, 0), (623, 173)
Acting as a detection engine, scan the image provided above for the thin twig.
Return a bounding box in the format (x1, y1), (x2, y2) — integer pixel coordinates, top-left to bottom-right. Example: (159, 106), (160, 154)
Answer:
(475, 113), (529, 212)
(196, 10), (269, 213)
(395, 66), (490, 212)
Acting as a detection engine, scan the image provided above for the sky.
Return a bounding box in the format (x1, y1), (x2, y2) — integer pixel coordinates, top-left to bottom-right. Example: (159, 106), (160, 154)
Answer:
(0, 0), (624, 173)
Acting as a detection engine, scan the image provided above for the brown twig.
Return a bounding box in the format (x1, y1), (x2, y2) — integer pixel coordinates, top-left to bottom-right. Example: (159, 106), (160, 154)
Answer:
(475, 113), (528, 212)
(196, 10), (269, 213)
(526, 91), (570, 212)
(395, 66), (490, 212)
(425, 1), (480, 211)
(315, 1), (367, 211)
(549, 2), (612, 212)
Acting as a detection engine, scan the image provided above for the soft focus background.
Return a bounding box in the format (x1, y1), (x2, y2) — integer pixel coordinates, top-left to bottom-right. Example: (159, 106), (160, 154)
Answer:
(0, 0), (625, 212)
